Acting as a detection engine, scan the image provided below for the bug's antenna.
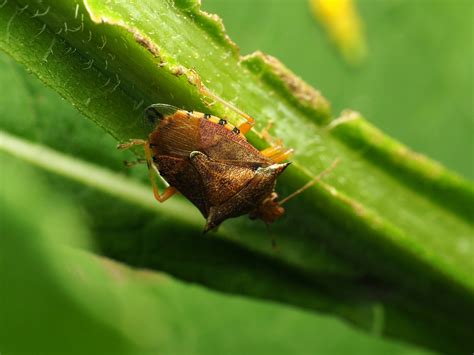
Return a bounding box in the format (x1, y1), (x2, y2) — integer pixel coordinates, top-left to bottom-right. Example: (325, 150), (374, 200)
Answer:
(203, 87), (255, 123)
(279, 158), (341, 205)
(193, 74), (255, 134)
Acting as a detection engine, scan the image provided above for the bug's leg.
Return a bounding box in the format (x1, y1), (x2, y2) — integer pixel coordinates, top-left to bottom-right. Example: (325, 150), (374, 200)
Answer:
(192, 74), (255, 135)
(118, 139), (148, 166)
(260, 145), (284, 158)
(142, 142), (178, 203)
(123, 158), (147, 168)
(152, 185), (178, 203)
(260, 145), (294, 163)
(117, 139), (148, 150)
(258, 121), (293, 162)
(148, 169), (178, 202)
(261, 121), (275, 143)
(267, 149), (294, 163)
(118, 139), (177, 203)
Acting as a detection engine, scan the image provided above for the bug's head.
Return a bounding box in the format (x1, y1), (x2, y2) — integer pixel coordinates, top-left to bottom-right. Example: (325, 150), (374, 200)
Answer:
(144, 106), (164, 127)
(247, 163), (290, 224)
(143, 104), (180, 129)
(249, 191), (285, 224)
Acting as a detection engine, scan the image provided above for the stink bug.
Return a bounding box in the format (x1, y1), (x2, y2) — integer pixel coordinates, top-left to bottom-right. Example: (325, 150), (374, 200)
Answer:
(119, 103), (292, 232)
(119, 103), (337, 232)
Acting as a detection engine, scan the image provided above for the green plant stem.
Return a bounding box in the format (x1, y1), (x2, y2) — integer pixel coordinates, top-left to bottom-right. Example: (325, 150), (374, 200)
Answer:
(1, 0), (473, 352)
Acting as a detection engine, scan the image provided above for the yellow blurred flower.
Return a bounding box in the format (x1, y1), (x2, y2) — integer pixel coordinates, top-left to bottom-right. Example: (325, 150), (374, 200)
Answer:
(310, 0), (368, 65)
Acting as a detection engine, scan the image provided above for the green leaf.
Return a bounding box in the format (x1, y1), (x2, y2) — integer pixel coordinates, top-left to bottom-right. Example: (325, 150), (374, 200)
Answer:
(3, 152), (427, 355)
(0, 0), (472, 353)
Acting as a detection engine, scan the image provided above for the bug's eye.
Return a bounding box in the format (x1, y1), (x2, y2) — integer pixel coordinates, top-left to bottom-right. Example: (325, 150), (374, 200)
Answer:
(143, 104), (179, 128)
(145, 106), (163, 125)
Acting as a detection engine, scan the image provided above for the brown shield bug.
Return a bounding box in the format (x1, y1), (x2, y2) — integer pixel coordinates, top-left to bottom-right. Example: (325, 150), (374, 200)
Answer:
(119, 103), (337, 232)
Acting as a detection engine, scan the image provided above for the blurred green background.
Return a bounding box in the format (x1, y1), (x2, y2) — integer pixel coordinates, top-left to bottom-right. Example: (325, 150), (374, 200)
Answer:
(1, 0), (472, 354)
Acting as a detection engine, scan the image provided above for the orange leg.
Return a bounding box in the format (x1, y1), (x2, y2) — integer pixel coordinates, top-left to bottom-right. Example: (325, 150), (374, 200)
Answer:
(261, 121), (276, 144)
(258, 120), (294, 162)
(260, 145), (284, 158)
(152, 185), (177, 203)
(269, 149), (294, 163)
(117, 139), (177, 203)
(260, 145), (294, 163)
(260, 121), (286, 147)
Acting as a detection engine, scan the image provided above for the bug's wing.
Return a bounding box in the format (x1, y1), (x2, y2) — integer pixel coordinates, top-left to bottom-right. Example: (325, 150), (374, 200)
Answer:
(204, 163), (288, 232)
(156, 154), (210, 217)
(189, 151), (256, 207)
(198, 119), (272, 166)
(144, 104), (180, 128)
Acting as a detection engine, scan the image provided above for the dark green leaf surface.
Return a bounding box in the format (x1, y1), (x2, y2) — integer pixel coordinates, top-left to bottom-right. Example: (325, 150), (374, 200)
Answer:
(0, 0), (472, 353)
(0, 58), (431, 355)
(2, 152), (430, 355)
